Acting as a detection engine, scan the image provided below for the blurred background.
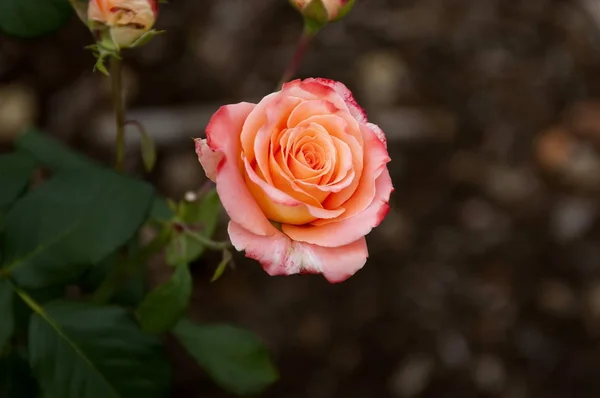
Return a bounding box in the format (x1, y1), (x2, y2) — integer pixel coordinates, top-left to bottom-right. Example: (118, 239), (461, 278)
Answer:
(3, 0), (600, 396)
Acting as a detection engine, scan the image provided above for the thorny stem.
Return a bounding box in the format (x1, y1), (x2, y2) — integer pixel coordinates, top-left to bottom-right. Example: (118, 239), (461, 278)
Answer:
(111, 56), (126, 172)
(277, 27), (315, 89)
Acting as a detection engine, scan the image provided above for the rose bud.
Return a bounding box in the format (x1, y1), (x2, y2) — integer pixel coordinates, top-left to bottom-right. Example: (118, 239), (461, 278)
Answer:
(87, 0), (158, 49)
(290, 0), (355, 26)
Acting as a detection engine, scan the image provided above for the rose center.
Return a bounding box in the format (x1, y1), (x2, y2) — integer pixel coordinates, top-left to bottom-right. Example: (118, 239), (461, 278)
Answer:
(298, 142), (326, 170)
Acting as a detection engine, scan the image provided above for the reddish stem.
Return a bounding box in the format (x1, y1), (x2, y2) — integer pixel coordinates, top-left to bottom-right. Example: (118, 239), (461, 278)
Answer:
(278, 28), (314, 89)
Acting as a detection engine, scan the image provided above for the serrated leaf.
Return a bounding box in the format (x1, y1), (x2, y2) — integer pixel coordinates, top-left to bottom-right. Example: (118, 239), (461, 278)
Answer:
(173, 319), (278, 396)
(0, 280), (14, 349)
(26, 300), (170, 398)
(166, 190), (220, 265)
(0, 169), (154, 288)
(136, 263), (192, 334)
(15, 129), (98, 172)
(0, 0), (73, 38)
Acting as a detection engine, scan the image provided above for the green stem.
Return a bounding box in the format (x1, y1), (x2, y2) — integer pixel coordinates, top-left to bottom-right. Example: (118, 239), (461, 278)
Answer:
(111, 56), (126, 172)
(91, 228), (172, 304)
(182, 227), (231, 251)
(277, 26), (315, 89)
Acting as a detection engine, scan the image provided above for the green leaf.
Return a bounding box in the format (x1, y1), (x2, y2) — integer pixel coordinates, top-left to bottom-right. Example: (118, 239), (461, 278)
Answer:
(27, 300), (170, 398)
(0, 0), (73, 38)
(0, 169), (154, 288)
(173, 319), (278, 396)
(125, 120), (157, 173)
(0, 280), (14, 349)
(15, 129), (98, 173)
(211, 249), (232, 283)
(79, 253), (146, 308)
(140, 131), (156, 172)
(166, 189), (220, 265)
(0, 152), (36, 212)
(12, 284), (67, 338)
(149, 196), (175, 223)
(136, 263), (192, 334)
(0, 347), (40, 398)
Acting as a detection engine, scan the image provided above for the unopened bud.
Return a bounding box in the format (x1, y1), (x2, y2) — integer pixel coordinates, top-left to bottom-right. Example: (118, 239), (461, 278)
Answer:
(291, 0), (354, 30)
(88, 0), (158, 50)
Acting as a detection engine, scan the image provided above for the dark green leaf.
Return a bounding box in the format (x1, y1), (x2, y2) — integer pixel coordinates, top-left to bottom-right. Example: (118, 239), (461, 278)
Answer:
(0, 347), (40, 398)
(0, 280), (14, 349)
(12, 284), (67, 338)
(136, 263), (192, 334)
(79, 253), (146, 308)
(15, 129), (98, 173)
(0, 0), (73, 38)
(0, 169), (154, 288)
(149, 196), (174, 223)
(28, 300), (170, 398)
(173, 319), (278, 396)
(0, 152), (35, 212)
(166, 190), (220, 265)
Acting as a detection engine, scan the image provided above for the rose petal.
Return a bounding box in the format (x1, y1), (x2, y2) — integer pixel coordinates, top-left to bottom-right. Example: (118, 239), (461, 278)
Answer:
(367, 122), (387, 148)
(309, 78), (368, 123)
(206, 103), (277, 237)
(282, 168), (393, 247)
(240, 92), (278, 164)
(320, 123), (390, 215)
(253, 95), (303, 185)
(228, 221), (368, 283)
(194, 138), (223, 182)
(282, 79), (367, 124)
(243, 156), (344, 225)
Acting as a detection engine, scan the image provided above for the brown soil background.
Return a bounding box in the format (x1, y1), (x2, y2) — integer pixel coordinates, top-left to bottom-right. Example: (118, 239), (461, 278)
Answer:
(3, 0), (600, 397)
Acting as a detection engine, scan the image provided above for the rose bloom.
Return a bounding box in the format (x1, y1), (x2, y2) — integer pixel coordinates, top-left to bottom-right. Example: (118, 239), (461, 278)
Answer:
(195, 78), (393, 283)
(87, 0), (157, 48)
(292, 0), (352, 21)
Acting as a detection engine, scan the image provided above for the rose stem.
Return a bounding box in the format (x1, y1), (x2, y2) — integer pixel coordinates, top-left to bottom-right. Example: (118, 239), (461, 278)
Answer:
(110, 56), (126, 172)
(277, 26), (315, 89)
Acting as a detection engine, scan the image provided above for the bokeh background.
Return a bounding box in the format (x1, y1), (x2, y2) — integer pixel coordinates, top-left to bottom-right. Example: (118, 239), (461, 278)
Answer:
(3, 0), (600, 397)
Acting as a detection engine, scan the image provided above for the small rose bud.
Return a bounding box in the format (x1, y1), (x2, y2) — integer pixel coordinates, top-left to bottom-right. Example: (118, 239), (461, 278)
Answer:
(291, 0), (354, 26)
(88, 0), (158, 49)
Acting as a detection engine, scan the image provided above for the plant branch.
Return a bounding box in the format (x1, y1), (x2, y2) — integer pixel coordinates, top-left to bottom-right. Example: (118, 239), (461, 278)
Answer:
(180, 226), (231, 251)
(111, 56), (126, 172)
(277, 27), (315, 89)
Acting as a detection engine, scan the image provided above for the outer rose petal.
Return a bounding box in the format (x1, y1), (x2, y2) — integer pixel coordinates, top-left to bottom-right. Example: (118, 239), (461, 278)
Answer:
(283, 168), (393, 247)
(228, 221), (368, 283)
(282, 78), (367, 124)
(308, 78), (368, 123)
(203, 103), (277, 237)
(194, 138), (222, 182)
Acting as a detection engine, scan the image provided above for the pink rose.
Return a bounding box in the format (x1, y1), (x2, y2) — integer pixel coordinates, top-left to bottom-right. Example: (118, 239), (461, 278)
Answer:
(195, 78), (393, 283)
